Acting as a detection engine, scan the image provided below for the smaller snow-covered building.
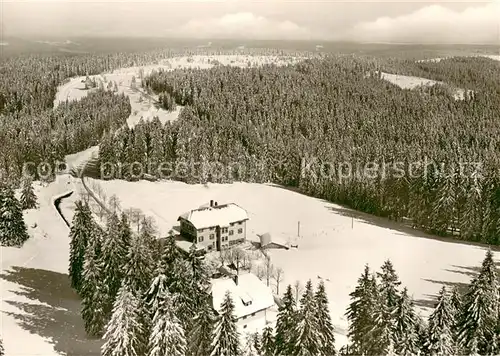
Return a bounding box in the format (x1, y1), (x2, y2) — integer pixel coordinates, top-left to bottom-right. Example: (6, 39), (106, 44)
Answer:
(211, 272), (275, 332)
(258, 232), (289, 250)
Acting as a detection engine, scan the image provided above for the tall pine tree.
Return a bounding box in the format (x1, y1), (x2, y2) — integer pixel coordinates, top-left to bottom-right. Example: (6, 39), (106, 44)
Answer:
(0, 184), (29, 246)
(426, 286), (455, 356)
(187, 293), (216, 356)
(345, 265), (378, 355)
(393, 288), (420, 356)
(80, 235), (107, 337)
(148, 288), (187, 356)
(292, 280), (321, 356)
(275, 284), (297, 356)
(68, 200), (93, 293)
(211, 291), (241, 356)
(20, 174), (37, 210)
(314, 280), (336, 356)
(102, 212), (128, 313)
(101, 283), (146, 356)
(261, 326), (275, 356)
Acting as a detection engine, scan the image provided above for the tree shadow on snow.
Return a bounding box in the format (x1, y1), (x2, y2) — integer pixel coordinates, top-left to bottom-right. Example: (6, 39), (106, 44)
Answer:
(413, 261), (500, 310)
(0, 266), (102, 356)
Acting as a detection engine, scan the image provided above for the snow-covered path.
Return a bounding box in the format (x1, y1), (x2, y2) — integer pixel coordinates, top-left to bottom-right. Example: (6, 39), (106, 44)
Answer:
(0, 173), (103, 355)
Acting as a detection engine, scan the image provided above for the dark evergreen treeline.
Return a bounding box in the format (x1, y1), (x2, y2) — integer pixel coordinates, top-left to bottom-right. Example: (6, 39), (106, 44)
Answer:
(99, 56), (500, 244)
(343, 251), (500, 356)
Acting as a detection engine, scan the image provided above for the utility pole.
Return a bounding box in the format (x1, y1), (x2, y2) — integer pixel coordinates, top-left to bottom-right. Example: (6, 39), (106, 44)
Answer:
(297, 221), (300, 237)
(351, 215), (354, 229)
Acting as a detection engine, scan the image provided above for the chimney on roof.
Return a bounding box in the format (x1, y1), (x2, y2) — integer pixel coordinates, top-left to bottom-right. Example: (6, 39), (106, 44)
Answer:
(210, 200), (214, 207)
(214, 201), (218, 207)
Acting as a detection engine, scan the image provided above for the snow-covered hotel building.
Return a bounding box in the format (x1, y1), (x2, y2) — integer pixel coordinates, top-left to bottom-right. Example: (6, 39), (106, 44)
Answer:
(178, 200), (249, 252)
(211, 272), (275, 332)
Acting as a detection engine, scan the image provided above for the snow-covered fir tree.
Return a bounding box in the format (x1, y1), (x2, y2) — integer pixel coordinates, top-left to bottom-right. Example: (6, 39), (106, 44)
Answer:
(292, 280), (321, 356)
(393, 288), (420, 355)
(102, 213), (129, 312)
(163, 231), (181, 267)
(456, 250), (499, 354)
(148, 289), (187, 356)
(449, 286), (462, 353)
(0, 335), (4, 356)
(243, 332), (260, 356)
(169, 258), (196, 330)
(252, 332), (262, 355)
(0, 184), (30, 247)
(261, 326), (275, 356)
(345, 265), (378, 355)
(314, 280), (336, 356)
(101, 283), (146, 356)
(211, 290), (241, 356)
(456, 274), (498, 354)
(81, 236), (107, 337)
(123, 226), (154, 296)
(377, 260), (401, 311)
(426, 286), (455, 356)
(19, 174), (37, 210)
(275, 284), (297, 356)
(187, 293), (216, 356)
(119, 213), (132, 254)
(145, 269), (169, 315)
(187, 242), (210, 300)
(68, 200), (93, 293)
(450, 286), (462, 315)
(369, 281), (394, 355)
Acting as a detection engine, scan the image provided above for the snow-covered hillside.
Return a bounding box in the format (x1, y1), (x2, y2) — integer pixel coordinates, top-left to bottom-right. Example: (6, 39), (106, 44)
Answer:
(84, 178), (499, 348)
(0, 174), (106, 356)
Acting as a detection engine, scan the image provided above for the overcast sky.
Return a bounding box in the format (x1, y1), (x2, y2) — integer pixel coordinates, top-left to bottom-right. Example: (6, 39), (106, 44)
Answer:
(1, 0), (499, 44)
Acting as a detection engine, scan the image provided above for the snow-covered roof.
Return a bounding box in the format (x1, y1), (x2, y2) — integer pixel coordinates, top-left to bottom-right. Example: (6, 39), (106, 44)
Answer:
(211, 273), (274, 319)
(259, 233), (288, 248)
(178, 203), (248, 229)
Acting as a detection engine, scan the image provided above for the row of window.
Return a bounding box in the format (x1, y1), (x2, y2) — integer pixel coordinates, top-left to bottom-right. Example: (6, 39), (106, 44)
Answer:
(197, 221), (244, 234)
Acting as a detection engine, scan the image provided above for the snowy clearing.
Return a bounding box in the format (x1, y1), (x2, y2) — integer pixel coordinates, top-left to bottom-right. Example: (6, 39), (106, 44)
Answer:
(378, 71), (473, 100)
(54, 55), (302, 128)
(84, 178), (499, 348)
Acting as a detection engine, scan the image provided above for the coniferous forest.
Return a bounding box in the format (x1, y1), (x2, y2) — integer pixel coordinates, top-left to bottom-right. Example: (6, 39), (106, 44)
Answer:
(99, 55), (500, 244)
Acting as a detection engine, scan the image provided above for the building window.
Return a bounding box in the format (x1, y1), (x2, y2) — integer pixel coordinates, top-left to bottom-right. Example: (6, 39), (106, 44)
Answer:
(229, 230), (234, 236)
(238, 228), (243, 234)
(207, 245), (212, 251)
(222, 227), (228, 233)
(251, 313), (255, 317)
(198, 236), (204, 243)
(210, 234), (214, 239)
(243, 325), (247, 329)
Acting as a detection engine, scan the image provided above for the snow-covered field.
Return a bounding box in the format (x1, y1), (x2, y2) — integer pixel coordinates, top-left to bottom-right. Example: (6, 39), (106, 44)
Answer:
(378, 72), (473, 100)
(84, 178), (499, 348)
(54, 55), (302, 128)
(382, 54), (500, 100)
